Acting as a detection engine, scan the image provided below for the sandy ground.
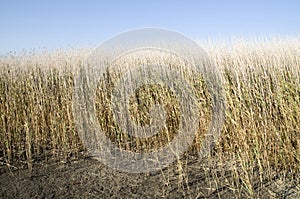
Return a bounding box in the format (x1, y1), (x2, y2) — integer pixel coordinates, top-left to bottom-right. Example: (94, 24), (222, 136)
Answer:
(1, 153), (299, 198)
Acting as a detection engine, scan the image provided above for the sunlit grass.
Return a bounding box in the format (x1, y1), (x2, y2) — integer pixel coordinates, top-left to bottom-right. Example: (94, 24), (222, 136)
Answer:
(0, 37), (299, 197)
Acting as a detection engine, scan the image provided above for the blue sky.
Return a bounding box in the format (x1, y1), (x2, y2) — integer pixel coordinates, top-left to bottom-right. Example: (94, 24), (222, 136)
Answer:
(1, 0), (299, 53)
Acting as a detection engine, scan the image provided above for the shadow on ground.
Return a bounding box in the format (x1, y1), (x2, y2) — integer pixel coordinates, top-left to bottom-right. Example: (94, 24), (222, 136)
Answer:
(1, 153), (299, 198)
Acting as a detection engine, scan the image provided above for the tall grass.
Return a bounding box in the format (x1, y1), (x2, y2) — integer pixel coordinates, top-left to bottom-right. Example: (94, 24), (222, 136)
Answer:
(0, 37), (299, 195)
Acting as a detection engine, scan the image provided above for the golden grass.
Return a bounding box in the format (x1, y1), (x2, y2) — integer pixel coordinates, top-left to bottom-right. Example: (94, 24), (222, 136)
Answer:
(0, 37), (299, 195)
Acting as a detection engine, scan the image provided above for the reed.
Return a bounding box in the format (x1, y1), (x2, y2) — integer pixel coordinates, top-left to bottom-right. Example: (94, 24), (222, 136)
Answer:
(0, 37), (299, 196)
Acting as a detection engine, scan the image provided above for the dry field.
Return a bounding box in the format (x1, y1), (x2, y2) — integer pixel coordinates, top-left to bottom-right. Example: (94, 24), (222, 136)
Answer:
(0, 37), (299, 198)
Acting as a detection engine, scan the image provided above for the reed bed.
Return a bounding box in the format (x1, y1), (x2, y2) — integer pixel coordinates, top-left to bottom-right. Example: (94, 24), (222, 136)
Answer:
(0, 37), (299, 196)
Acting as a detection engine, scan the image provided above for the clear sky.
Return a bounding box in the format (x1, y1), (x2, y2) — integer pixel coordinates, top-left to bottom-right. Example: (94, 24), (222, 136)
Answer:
(1, 0), (299, 53)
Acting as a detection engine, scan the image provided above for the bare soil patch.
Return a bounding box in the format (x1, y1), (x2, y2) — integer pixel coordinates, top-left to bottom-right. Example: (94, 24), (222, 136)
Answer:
(1, 154), (299, 198)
